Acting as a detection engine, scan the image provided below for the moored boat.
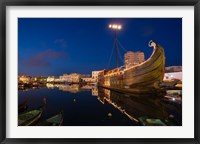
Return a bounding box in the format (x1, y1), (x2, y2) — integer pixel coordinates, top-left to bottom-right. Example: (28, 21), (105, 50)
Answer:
(98, 40), (165, 94)
(46, 111), (63, 126)
(18, 107), (43, 126)
(139, 116), (167, 126)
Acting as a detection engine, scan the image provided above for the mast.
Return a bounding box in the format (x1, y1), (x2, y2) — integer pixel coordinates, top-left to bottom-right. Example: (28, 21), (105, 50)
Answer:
(114, 31), (119, 68)
(109, 24), (122, 68)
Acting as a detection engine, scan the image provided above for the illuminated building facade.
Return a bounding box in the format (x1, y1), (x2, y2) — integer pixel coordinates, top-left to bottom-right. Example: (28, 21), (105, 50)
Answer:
(92, 70), (103, 83)
(124, 51), (145, 68)
(18, 75), (31, 84)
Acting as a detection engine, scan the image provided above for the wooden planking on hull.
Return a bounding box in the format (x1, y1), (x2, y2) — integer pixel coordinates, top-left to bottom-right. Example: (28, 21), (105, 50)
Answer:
(124, 46), (165, 87)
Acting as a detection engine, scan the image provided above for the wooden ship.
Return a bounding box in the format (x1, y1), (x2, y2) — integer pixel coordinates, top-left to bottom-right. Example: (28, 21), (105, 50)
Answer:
(98, 40), (165, 94)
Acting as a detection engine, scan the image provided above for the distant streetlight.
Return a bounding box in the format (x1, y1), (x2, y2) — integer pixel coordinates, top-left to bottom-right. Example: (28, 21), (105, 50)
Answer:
(108, 24), (122, 68)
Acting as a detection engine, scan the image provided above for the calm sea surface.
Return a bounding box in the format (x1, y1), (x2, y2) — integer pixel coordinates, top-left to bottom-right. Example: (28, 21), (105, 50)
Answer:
(18, 84), (182, 126)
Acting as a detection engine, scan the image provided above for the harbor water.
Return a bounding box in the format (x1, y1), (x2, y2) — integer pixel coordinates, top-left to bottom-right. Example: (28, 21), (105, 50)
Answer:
(18, 84), (182, 126)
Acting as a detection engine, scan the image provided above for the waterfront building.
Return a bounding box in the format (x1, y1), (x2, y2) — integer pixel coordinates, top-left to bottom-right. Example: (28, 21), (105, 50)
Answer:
(19, 75), (31, 84)
(92, 70), (103, 83)
(70, 73), (81, 83)
(59, 74), (71, 83)
(37, 76), (47, 83)
(54, 77), (61, 83)
(59, 73), (81, 83)
(54, 73), (81, 83)
(164, 72), (182, 81)
(31, 76), (47, 83)
(47, 76), (56, 82)
(124, 51), (145, 68)
(165, 66), (182, 73)
(47, 76), (60, 82)
(81, 74), (91, 78)
(31, 77), (37, 82)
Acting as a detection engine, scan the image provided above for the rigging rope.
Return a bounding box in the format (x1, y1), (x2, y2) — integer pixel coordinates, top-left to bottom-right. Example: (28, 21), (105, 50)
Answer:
(107, 38), (128, 69)
(117, 46), (125, 64)
(107, 41), (115, 69)
(117, 39), (128, 52)
(117, 38), (127, 65)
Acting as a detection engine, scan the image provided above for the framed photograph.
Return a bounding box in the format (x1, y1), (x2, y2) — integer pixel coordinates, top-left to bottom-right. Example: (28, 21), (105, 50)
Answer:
(0, 0), (199, 143)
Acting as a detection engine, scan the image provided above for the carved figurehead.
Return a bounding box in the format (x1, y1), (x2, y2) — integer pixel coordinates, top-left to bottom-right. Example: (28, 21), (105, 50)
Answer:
(148, 40), (157, 50)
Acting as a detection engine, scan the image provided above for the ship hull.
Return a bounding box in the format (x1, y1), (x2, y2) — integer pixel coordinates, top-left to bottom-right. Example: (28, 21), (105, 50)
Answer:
(124, 46), (165, 88)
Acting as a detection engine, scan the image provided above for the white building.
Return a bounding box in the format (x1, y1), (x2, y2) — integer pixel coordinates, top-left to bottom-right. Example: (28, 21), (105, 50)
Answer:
(47, 76), (60, 82)
(47, 76), (55, 82)
(47, 73), (81, 83)
(19, 75), (31, 84)
(124, 51), (145, 68)
(71, 73), (81, 83)
(165, 66), (182, 72)
(164, 72), (182, 81)
(92, 70), (103, 83)
(59, 74), (72, 83)
(54, 77), (61, 82)
(59, 73), (81, 83)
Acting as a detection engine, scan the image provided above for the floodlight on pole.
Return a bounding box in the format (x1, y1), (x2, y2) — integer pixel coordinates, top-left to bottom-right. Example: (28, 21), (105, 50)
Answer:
(108, 24), (122, 68)
(108, 24), (122, 30)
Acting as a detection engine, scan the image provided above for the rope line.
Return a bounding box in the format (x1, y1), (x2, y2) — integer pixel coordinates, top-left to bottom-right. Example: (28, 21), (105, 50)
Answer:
(107, 41), (115, 69)
(118, 47), (124, 64)
(107, 38), (128, 68)
(117, 39), (128, 52)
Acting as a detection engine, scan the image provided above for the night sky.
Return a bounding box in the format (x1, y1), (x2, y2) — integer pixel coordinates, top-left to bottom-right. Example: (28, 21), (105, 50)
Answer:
(18, 18), (182, 77)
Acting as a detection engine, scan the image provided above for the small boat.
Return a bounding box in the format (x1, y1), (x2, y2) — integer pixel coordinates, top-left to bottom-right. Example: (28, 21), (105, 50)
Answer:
(18, 107), (43, 126)
(46, 112), (63, 126)
(139, 116), (166, 126)
(18, 100), (27, 113)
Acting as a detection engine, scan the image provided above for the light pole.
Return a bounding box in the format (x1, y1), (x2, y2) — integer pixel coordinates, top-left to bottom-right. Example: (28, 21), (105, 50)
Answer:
(109, 24), (122, 68)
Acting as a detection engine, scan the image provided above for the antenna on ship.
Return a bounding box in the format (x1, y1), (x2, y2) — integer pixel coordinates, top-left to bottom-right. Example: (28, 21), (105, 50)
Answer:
(109, 24), (122, 68)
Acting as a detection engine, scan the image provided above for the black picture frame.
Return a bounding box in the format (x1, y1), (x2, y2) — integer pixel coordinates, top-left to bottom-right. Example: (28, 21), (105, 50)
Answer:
(0, 0), (199, 143)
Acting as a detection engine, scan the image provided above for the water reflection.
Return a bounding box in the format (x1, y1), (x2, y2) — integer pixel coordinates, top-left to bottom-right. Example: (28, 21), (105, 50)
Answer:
(92, 87), (98, 96)
(19, 84), (182, 126)
(99, 87), (181, 125)
(98, 88), (166, 124)
(81, 84), (179, 125)
(46, 83), (81, 93)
